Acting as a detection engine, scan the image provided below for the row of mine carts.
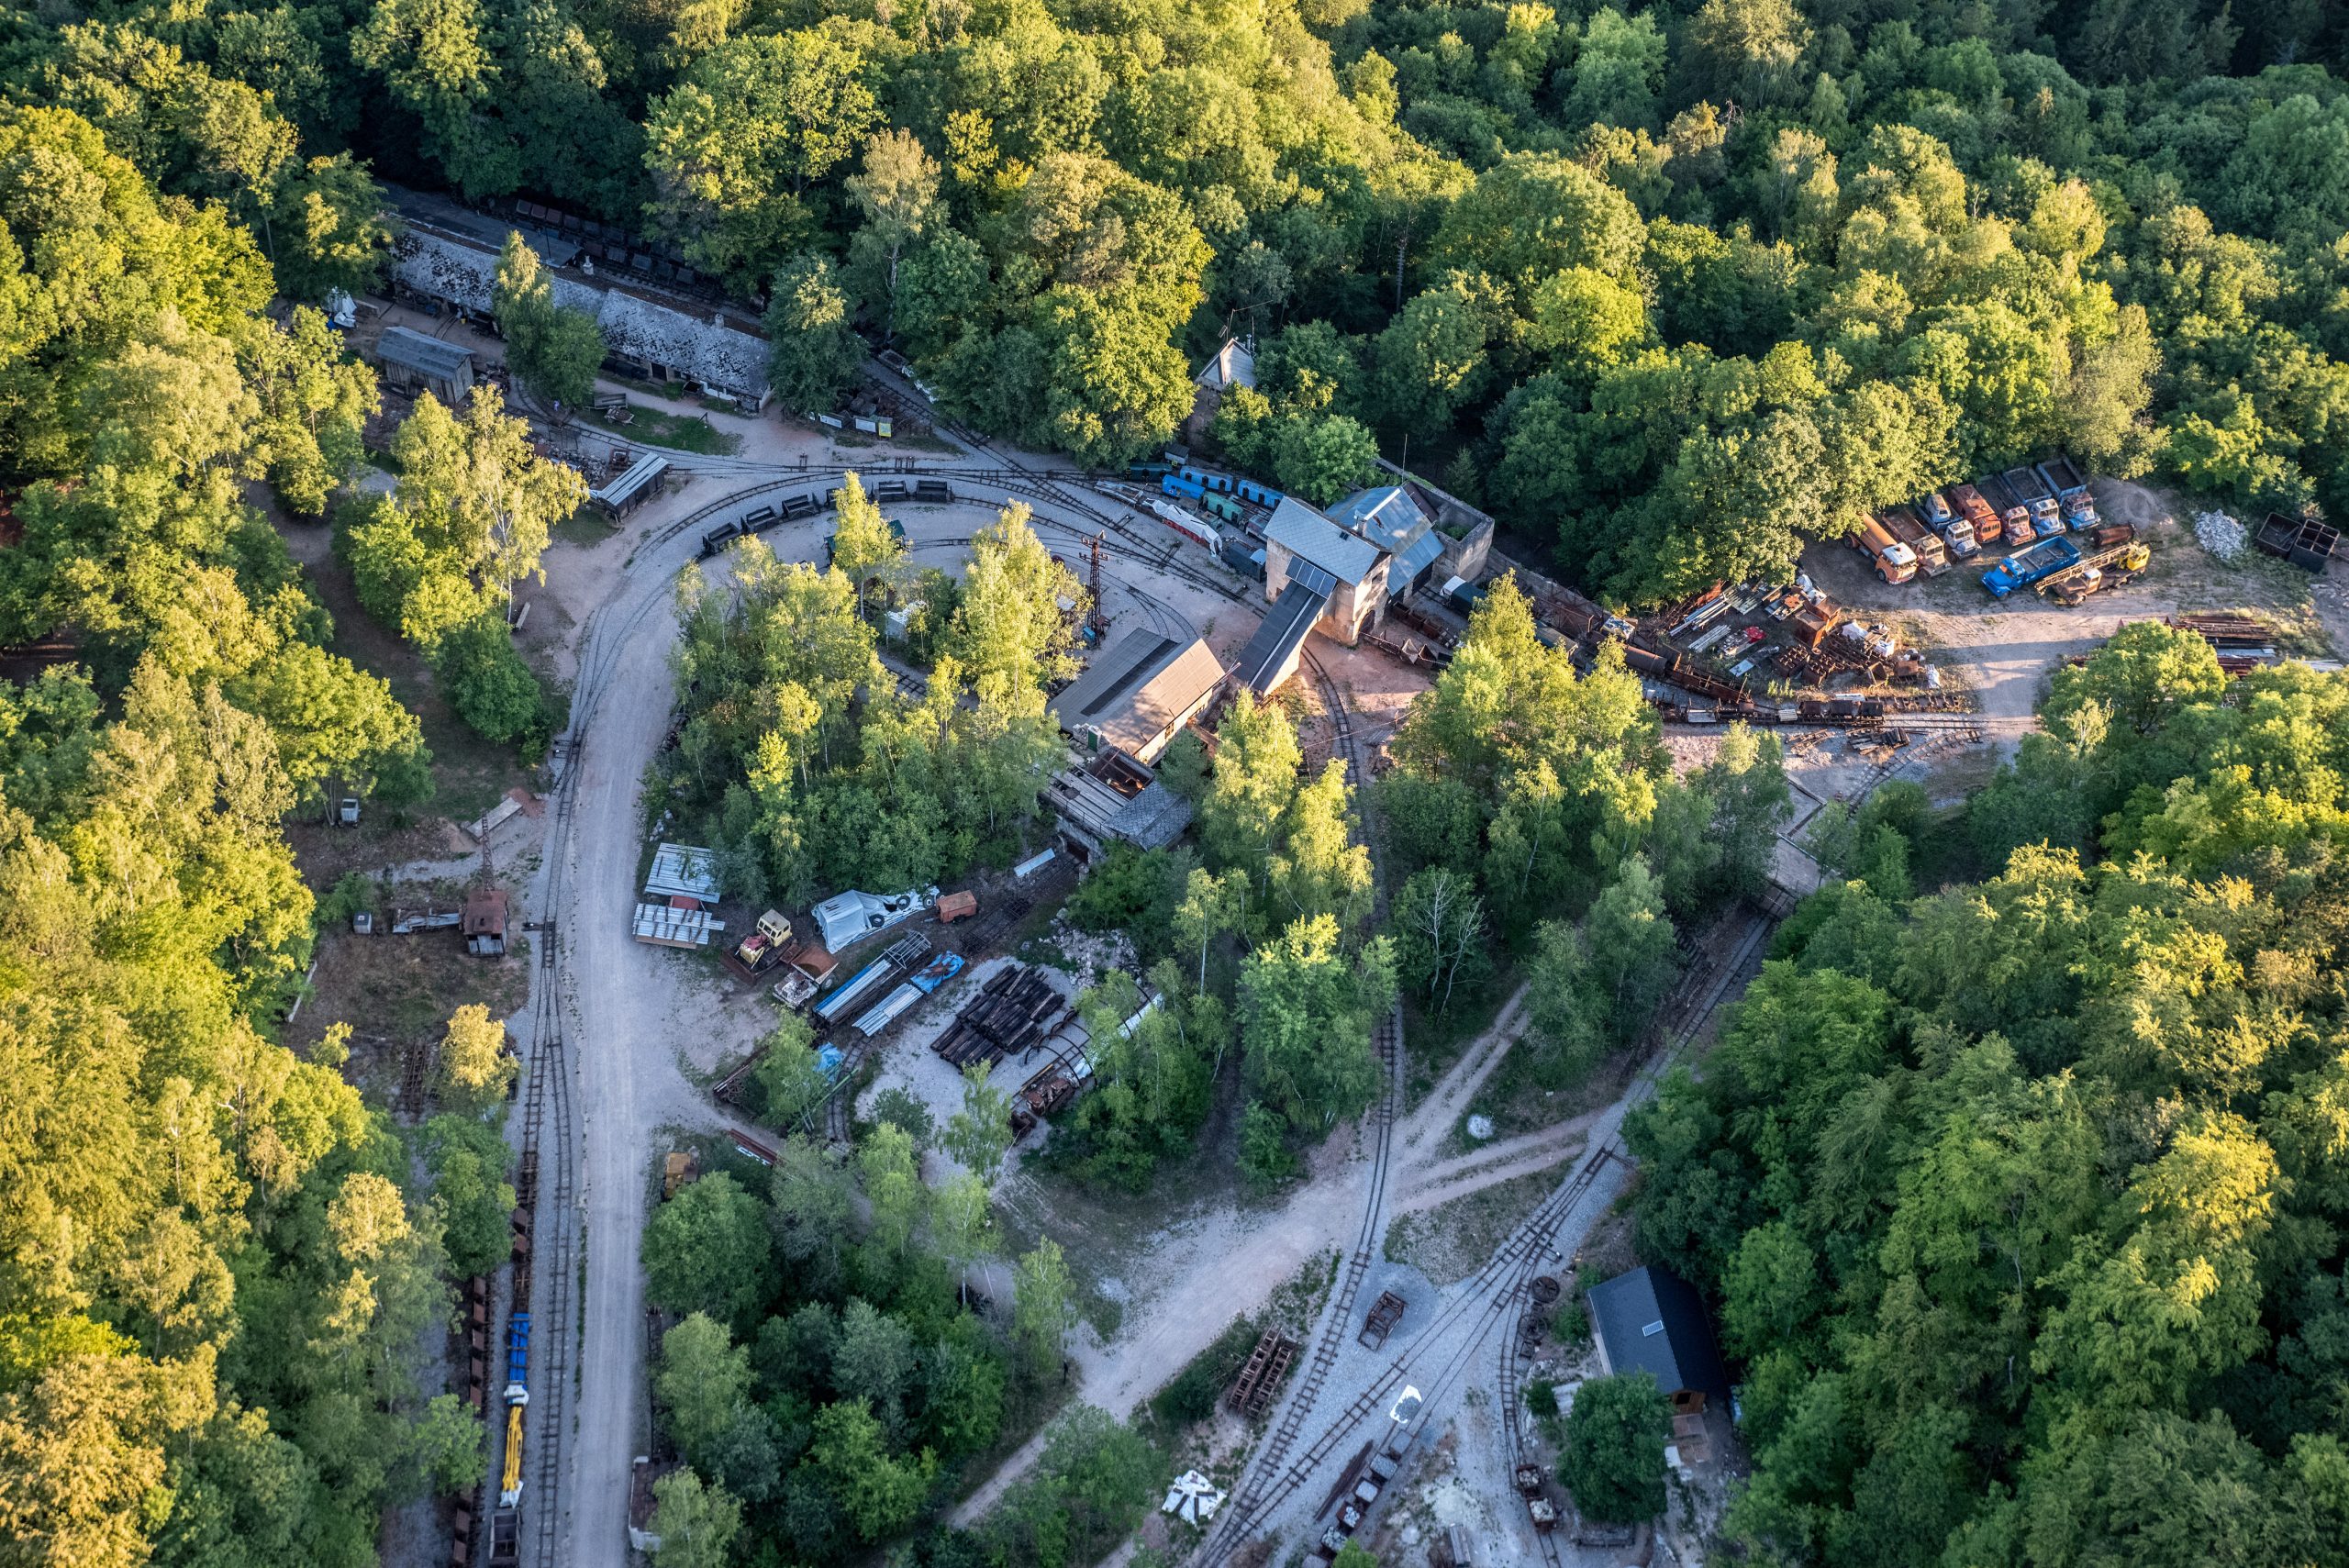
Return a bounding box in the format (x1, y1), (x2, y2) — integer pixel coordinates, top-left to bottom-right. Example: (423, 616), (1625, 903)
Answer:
(1313, 1428), (1416, 1561)
(446, 1148), (538, 1566)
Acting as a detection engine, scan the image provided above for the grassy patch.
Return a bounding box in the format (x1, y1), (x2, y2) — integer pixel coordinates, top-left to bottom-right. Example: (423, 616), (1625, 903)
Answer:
(578, 403), (742, 455)
(1460, 1023), (1637, 1145)
(553, 508), (615, 547)
(1384, 1164), (1571, 1286)
(1145, 1314), (1262, 1431)
(1401, 969), (1516, 1112)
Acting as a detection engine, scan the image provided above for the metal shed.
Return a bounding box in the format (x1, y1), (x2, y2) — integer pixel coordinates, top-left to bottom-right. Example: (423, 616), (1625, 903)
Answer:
(1586, 1265), (1731, 1413)
(644, 843), (721, 905)
(462, 886), (509, 956)
(592, 453), (671, 518)
(373, 326), (476, 406)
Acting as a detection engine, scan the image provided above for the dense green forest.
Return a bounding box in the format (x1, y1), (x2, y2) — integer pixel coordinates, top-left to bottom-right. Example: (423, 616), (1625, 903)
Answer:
(664, 480), (1077, 904)
(1630, 627), (2349, 1567)
(11, 0), (2349, 1562)
(637, 1136), (1157, 1567)
(0, 95), (534, 1568)
(10, 0), (2349, 601)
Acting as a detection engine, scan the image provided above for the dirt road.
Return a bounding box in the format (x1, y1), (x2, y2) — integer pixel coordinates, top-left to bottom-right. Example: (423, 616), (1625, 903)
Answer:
(542, 559), (714, 1568)
(531, 440), (1290, 1565)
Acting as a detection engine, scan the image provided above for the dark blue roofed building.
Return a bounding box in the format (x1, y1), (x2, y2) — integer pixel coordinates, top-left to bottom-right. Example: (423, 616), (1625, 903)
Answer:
(1585, 1266), (1731, 1414)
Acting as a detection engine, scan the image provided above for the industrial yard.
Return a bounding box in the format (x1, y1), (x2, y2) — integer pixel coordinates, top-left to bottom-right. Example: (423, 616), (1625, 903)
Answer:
(423, 416), (2349, 1568)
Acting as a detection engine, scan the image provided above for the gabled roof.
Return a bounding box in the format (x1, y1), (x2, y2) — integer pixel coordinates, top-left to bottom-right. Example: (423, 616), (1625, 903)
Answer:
(594, 454), (670, 509)
(373, 326), (474, 381)
(1196, 337), (1256, 391)
(1586, 1266), (1729, 1398)
(1265, 497), (1382, 585)
(1051, 629), (1227, 758)
(1327, 485), (1432, 556)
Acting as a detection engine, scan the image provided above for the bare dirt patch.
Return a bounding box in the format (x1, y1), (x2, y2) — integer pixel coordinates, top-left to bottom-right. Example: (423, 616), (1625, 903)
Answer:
(291, 921), (533, 1109)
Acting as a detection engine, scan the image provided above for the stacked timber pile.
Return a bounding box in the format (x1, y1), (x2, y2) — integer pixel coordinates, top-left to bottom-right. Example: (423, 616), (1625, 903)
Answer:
(932, 965), (1066, 1069)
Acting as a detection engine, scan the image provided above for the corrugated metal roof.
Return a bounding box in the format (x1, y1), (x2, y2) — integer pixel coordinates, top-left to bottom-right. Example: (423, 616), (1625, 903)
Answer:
(594, 453), (670, 509)
(391, 228), (772, 402)
(1328, 485), (1432, 555)
(1393, 529), (1445, 585)
(374, 326), (474, 381)
(644, 843), (721, 902)
(1265, 497), (1381, 584)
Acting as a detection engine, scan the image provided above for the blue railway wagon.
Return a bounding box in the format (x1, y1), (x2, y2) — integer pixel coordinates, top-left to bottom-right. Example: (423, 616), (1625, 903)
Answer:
(1234, 478), (1284, 508)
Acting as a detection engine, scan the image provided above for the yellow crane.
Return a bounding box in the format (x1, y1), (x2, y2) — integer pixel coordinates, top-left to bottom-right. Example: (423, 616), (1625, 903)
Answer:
(500, 1405), (525, 1505)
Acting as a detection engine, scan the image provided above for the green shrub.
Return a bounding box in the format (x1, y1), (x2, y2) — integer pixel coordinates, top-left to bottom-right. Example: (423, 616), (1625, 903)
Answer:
(1150, 1316), (1262, 1429)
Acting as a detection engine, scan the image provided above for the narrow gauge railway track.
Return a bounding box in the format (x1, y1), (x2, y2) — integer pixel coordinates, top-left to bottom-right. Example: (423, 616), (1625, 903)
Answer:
(1198, 909), (1775, 1562)
(1199, 651), (1405, 1561)
(486, 499), (717, 1566)
(489, 453), (1246, 1560)
(1490, 909), (1775, 1566)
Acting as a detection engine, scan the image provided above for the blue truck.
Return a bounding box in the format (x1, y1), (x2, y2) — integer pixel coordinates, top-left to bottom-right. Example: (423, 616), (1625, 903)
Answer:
(1983, 536), (2079, 597)
(2034, 456), (2098, 529)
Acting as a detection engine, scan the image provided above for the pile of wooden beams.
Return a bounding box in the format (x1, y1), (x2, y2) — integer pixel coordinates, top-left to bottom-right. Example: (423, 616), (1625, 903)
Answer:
(932, 965), (1066, 1069)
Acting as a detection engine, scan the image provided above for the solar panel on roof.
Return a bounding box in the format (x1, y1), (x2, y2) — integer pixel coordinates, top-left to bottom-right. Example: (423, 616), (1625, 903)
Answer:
(1288, 560), (1338, 596)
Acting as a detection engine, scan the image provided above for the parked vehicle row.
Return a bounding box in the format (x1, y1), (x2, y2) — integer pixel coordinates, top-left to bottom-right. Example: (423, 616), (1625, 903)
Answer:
(1851, 456), (2112, 593)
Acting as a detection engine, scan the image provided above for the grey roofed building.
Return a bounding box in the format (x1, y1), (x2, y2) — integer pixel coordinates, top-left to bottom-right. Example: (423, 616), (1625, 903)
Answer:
(1195, 336), (1256, 391)
(388, 227), (773, 408)
(592, 453), (671, 517)
(1264, 496), (1383, 584)
(373, 326), (475, 385)
(1327, 484), (1432, 556)
(1391, 528), (1446, 591)
(1048, 768), (1193, 853)
(1050, 629), (1227, 764)
(1586, 1266), (1731, 1411)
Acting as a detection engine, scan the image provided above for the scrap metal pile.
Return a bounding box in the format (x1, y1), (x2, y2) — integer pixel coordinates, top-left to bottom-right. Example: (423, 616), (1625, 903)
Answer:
(1392, 565), (1967, 727)
(2165, 614), (2290, 674)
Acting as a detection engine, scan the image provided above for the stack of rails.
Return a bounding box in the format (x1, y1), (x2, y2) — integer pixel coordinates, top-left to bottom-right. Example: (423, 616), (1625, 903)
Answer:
(932, 965), (1067, 1068)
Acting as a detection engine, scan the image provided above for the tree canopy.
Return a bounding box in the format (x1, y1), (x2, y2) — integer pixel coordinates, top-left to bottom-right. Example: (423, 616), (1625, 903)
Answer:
(12, 0), (2349, 599)
(1633, 639), (2349, 1568)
